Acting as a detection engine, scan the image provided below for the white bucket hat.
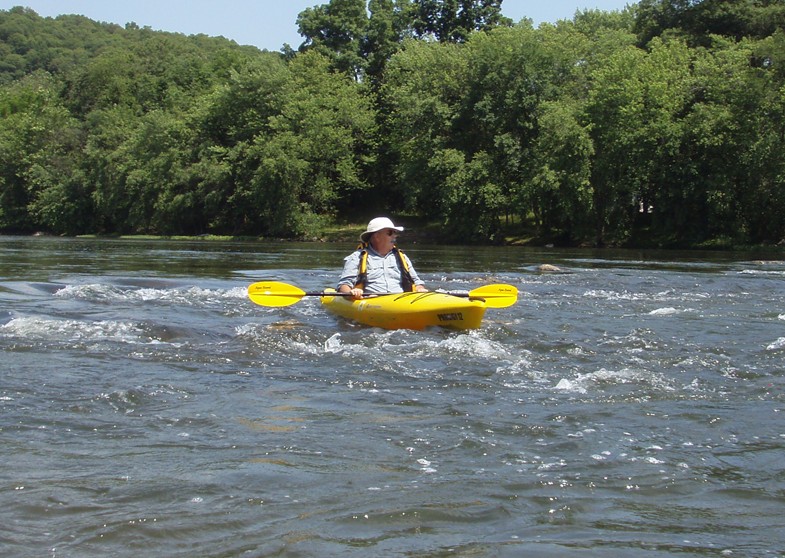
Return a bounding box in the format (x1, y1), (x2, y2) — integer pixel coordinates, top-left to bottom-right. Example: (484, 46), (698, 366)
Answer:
(360, 217), (404, 242)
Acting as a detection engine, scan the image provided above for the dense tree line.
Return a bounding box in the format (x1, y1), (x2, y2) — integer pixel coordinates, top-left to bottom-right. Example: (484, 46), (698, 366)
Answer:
(1, 0), (784, 246)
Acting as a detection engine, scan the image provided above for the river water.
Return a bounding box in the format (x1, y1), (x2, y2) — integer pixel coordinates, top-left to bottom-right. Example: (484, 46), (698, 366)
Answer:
(1, 236), (784, 557)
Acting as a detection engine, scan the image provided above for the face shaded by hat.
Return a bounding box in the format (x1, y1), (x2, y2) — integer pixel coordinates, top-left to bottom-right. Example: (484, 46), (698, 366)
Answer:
(360, 217), (404, 243)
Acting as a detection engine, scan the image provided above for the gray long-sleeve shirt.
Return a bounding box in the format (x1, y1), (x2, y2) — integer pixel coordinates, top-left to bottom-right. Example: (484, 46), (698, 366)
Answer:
(337, 247), (425, 294)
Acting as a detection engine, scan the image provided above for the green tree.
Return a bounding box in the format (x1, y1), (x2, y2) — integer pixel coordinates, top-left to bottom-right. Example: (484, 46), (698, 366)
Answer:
(187, 54), (290, 233)
(363, 0), (415, 84)
(0, 72), (87, 234)
(585, 45), (652, 245)
(683, 36), (785, 244)
(438, 148), (504, 241)
(635, 0), (785, 46)
(83, 106), (137, 233)
(529, 100), (594, 241)
(410, 0), (510, 42)
(381, 39), (468, 216)
(130, 111), (196, 235)
(236, 51), (376, 237)
(530, 14), (635, 242)
(460, 25), (563, 233)
(64, 47), (146, 116)
(3, 1), (785, 246)
(297, 0), (369, 78)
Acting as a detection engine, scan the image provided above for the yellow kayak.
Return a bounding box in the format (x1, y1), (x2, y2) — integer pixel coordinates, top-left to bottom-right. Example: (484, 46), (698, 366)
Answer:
(247, 281), (516, 330)
(320, 289), (487, 330)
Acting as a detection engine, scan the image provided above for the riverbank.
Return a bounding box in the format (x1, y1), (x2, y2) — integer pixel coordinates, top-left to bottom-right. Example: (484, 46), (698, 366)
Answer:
(19, 220), (785, 252)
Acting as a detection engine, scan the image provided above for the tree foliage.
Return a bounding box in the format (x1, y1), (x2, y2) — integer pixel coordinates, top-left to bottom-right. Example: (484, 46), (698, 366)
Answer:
(409, 0), (510, 42)
(1, 1), (785, 246)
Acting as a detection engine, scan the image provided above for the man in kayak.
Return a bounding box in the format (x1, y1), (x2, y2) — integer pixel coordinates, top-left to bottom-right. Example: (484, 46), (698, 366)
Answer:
(337, 217), (428, 300)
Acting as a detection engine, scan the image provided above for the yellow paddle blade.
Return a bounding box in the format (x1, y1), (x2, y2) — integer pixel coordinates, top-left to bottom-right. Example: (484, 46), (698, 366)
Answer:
(467, 283), (518, 308)
(248, 281), (306, 307)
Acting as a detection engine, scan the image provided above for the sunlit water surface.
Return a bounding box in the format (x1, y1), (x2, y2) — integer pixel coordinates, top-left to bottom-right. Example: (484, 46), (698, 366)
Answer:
(1, 236), (784, 557)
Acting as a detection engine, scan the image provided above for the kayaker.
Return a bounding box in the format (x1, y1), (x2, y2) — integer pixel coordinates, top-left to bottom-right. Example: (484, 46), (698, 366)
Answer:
(337, 217), (428, 300)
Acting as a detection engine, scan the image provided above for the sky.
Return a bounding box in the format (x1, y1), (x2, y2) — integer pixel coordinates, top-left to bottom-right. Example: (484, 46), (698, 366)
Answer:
(0, 0), (633, 52)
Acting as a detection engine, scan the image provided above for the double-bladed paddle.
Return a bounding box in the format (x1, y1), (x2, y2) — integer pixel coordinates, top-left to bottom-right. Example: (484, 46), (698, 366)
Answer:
(247, 281), (518, 308)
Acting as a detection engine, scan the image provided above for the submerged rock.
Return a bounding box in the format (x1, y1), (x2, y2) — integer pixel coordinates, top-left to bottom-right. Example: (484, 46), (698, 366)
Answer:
(537, 264), (564, 273)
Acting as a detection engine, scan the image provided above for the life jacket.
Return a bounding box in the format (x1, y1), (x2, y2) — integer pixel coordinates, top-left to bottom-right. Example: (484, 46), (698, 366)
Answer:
(354, 243), (415, 292)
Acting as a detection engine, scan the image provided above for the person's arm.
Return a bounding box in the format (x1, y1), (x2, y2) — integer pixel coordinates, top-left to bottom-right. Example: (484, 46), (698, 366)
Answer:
(404, 254), (428, 292)
(337, 251), (364, 299)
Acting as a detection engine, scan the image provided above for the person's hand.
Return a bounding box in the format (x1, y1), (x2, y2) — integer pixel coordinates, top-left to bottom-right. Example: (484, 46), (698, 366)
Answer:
(415, 285), (428, 293)
(339, 286), (364, 300)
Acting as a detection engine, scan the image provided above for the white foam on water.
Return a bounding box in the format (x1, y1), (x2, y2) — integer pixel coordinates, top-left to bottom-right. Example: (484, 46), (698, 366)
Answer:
(318, 329), (511, 366)
(234, 323), (325, 356)
(582, 288), (709, 304)
(740, 269), (785, 276)
(635, 456), (666, 465)
(553, 367), (673, 394)
(55, 283), (122, 300)
(407, 332), (510, 360)
(55, 284), (247, 305)
(766, 337), (785, 351)
(0, 315), (149, 344)
(583, 289), (643, 301)
(416, 458), (437, 473)
(497, 357), (553, 390)
(554, 378), (586, 394)
(496, 356), (533, 375)
(234, 323), (259, 337)
(442, 333), (509, 358)
(324, 333), (343, 353)
(648, 307), (688, 316)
